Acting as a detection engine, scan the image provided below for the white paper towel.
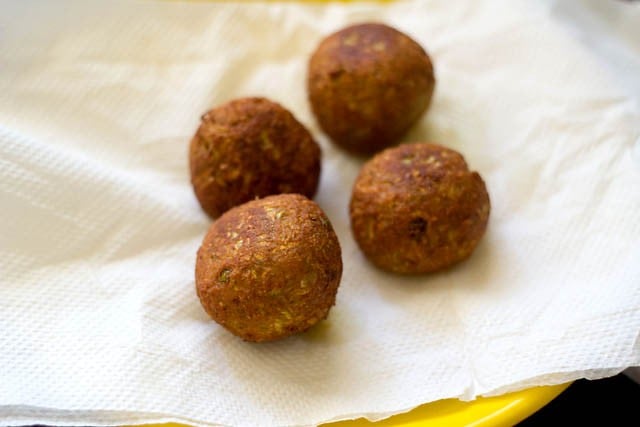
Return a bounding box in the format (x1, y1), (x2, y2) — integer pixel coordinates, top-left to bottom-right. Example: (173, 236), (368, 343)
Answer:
(1, 1), (639, 426)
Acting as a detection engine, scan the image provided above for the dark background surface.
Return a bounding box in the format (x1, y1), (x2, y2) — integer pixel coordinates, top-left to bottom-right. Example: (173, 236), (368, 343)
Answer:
(517, 373), (639, 425)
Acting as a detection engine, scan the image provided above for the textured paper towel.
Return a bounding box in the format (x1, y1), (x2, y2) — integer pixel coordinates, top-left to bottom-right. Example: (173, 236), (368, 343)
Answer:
(1, 0), (640, 426)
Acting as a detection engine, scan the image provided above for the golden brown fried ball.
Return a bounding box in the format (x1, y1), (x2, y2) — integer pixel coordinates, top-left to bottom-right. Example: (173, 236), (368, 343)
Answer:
(307, 23), (435, 155)
(350, 143), (490, 274)
(189, 97), (321, 218)
(195, 194), (343, 342)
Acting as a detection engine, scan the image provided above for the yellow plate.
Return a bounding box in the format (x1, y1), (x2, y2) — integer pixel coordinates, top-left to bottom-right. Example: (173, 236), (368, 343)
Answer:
(135, 383), (569, 427)
(323, 383), (571, 426)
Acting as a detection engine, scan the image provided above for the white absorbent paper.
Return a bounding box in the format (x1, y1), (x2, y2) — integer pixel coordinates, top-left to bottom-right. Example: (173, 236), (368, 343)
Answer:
(1, 1), (639, 426)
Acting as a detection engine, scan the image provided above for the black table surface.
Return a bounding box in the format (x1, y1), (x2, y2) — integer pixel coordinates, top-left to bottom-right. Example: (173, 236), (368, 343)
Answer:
(517, 373), (640, 426)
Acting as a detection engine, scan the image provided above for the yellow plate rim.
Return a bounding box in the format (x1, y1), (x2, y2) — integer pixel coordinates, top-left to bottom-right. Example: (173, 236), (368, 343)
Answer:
(322, 383), (571, 426)
(134, 383), (570, 427)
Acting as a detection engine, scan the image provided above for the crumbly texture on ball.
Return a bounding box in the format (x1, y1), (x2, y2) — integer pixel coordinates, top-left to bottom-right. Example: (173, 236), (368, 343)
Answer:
(195, 194), (342, 342)
(307, 22), (435, 155)
(189, 97), (321, 218)
(350, 143), (490, 274)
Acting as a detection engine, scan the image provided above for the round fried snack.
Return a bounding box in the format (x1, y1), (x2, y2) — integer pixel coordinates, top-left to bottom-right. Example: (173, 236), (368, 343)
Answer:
(196, 194), (343, 342)
(307, 23), (435, 155)
(350, 143), (490, 274)
(189, 97), (321, 218)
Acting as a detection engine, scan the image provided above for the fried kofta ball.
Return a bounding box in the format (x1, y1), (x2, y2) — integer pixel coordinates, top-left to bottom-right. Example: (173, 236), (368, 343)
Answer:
(189, 97), (321, 218)
(195, 194), (342, 342)
(350, 143), (490, 274)
(307, 23), (435, 155)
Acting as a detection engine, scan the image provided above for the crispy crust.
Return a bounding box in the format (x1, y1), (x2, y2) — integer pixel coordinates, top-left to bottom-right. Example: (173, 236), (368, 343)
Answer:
(349, 143), (490, 274)
(189, 97), (321, 218)
(195, 194), (343, 342)
(307, 23), (435, 155)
